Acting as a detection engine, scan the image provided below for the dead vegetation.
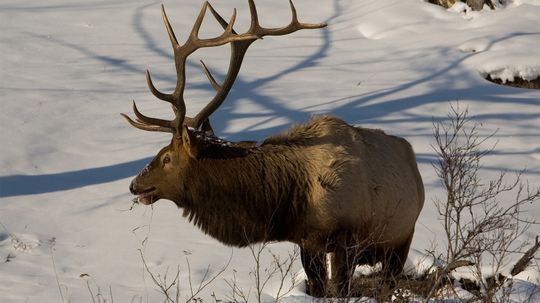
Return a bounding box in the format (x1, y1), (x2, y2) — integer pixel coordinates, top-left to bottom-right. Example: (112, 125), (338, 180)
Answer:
(486, 75), (540, 90)
(427, 0), (497, 11)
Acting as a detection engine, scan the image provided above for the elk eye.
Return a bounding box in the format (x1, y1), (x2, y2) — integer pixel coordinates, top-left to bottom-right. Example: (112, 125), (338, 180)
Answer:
(163, 155), (171, 165)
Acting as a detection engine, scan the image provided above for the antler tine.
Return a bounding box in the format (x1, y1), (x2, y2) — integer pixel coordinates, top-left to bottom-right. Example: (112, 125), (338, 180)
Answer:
(288, 0), (299, 24)
(146, 70), (174, 102)
(132, 100), (173, 128)
(189, 2), (209, 41)
(225, 8), (237, 35)
(247, 0), (260, 32)
(286, 0), (327, 30)
(186, 2), (245, 47)
(184, 2), (257, 49)
(121, 113), (173, 133)
(199, 60), (221, 91)
(161, 5), (179, 48)
(286, 0), (328, 30)
(250, 0), (326, 37)
(207, 2), (237, 33)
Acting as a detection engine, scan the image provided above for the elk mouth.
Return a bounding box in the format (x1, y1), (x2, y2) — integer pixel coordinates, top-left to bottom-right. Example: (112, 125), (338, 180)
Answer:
(133, 187), (157, 205)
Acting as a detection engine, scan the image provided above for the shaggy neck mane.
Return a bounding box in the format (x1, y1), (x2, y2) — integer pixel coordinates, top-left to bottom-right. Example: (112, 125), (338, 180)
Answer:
(176, 138), (311, 247)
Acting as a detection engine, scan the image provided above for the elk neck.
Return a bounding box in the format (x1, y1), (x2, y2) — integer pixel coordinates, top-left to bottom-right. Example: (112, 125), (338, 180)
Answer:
(176, 140), (311, 247)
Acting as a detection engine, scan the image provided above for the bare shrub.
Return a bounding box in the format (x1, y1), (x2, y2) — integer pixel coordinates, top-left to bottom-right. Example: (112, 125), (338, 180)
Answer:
(226, 243), (300, 303)
(139, 244), (299, 303)
(426, 105), (540, 301)
(139, 249), (231, 303)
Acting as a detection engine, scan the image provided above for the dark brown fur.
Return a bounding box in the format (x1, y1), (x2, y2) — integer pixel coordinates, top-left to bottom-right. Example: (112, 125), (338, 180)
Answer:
(179, 143), (311, 246)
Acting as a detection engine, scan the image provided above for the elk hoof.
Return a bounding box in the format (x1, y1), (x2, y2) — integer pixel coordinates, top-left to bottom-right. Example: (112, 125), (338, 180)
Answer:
(305, 279), (326, 298)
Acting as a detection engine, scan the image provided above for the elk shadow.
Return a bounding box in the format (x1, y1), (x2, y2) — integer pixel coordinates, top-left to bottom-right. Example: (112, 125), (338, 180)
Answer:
(0, 158), (152, 198)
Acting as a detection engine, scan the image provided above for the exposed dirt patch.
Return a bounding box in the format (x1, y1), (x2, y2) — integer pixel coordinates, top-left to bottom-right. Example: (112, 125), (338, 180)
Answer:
(427, 0), (495, 10)
(486, 75), (540, 89)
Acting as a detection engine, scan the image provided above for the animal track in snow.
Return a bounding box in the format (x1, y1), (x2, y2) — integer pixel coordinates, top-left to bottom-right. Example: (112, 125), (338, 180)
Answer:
(0, 234), (41, 252)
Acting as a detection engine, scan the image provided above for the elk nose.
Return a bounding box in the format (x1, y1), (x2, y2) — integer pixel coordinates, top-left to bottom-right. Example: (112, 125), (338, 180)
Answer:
(129, 181), (137, 195)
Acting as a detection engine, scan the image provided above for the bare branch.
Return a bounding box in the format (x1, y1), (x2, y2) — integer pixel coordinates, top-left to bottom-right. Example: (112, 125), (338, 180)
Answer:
(511, 236), (540, 276)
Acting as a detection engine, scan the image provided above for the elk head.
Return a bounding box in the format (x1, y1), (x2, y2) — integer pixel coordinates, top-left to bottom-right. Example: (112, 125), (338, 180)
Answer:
(122, 0), (326, 205)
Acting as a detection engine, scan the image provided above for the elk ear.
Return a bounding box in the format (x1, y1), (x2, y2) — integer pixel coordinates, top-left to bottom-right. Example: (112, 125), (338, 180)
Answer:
(182, 126), (201, 159)
(201, 118), (214, 136)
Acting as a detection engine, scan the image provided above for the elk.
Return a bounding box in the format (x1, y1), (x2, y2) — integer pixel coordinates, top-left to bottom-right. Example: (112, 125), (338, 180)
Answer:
(123, 0), (424, 297)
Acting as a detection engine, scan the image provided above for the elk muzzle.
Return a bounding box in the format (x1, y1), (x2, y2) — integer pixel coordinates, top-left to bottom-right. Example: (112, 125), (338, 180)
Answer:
(129, 179), (157, 205)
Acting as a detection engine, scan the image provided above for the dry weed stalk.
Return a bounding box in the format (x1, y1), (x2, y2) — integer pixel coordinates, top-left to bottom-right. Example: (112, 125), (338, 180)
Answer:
(84, 277), (115, 303)
(48, 237), (67, 303)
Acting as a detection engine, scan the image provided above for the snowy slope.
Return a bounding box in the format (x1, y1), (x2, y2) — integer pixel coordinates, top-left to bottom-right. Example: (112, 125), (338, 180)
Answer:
(1, 0), (539, 302)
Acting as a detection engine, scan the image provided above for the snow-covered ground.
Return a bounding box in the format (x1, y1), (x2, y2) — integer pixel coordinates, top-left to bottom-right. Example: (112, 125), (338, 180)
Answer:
(1, 0), (539, 302)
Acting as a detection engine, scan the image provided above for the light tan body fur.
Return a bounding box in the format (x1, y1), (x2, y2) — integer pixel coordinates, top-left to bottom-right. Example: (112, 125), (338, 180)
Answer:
(276, 116), (424, 250)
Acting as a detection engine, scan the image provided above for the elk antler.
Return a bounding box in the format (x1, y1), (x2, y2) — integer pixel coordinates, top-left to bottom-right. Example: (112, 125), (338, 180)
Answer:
(122, 0), (326, 137)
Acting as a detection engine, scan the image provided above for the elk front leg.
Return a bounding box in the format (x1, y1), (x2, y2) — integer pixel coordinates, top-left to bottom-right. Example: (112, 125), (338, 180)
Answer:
(331, 244), (360, 297)
(300, 247), (327, 297)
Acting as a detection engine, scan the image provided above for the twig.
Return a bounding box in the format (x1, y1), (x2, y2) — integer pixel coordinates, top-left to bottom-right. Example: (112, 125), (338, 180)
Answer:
(139, 249), (177, 303)
(49, 238), (65, 303)
(185, 251), (232, 302)
(109, 285), (114, 303)
(511, 236), (540, 276)
(87, 280), (97, 303)
(140, 248), (232, 303)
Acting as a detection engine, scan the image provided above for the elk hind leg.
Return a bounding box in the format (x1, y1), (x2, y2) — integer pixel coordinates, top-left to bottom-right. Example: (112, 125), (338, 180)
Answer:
(382, 232), (414, 281)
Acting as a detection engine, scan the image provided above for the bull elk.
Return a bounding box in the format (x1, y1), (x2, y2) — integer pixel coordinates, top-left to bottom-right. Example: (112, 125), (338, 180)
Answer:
(123, 0), (424, 297)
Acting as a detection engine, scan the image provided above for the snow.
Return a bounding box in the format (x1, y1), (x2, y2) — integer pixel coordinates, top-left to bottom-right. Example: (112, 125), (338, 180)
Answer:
(1, 0), (539, 302)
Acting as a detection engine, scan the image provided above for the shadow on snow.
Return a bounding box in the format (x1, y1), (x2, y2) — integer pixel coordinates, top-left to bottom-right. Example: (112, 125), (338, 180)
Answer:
(0, 158), (152, 198)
